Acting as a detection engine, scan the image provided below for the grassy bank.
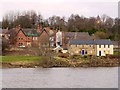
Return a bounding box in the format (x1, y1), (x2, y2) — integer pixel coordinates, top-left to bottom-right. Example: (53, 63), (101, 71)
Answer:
(114, 51), (120, 55)
(0, 55), (119, 68)
(1, 55), (42, 68)
(1, 55), (41, 62)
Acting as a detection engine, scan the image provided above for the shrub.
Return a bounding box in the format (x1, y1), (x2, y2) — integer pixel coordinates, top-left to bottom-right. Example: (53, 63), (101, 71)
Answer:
(69, 55), (81, 59)
(83, 55), (87, 59)
(2, 38), (9, 51)
(58, 53), (69, 58)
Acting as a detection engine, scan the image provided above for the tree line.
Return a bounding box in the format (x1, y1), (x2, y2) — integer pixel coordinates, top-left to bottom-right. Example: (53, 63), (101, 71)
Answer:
(2, 10), (120, 40)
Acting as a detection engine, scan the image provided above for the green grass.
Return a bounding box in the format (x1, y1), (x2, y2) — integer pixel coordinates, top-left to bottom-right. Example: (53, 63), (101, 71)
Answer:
(0, 55), (41, 62)
(114, 51), (120, 55)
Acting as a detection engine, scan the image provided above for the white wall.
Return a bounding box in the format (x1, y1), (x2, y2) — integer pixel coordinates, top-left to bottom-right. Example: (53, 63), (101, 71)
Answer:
(56, 30), (62, 46)
(97, 44), (113, 56)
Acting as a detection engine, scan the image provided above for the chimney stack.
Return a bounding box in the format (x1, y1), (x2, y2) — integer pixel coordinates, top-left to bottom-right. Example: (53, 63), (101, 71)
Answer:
(37, 25), (42, 32)
(16, 24), (21, 31)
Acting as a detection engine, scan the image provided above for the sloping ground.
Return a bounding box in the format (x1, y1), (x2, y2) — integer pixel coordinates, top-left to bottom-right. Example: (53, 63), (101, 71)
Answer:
(1, 56), (119, 68)
(3, 48), (41, 56)
(1, 55), (41, 68)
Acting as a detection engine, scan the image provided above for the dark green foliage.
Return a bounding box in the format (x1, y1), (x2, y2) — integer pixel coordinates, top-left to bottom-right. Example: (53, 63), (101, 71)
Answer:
(2, 38), (9, 51)
(83, 55), (87, 59)
(1, 11), (119, 40)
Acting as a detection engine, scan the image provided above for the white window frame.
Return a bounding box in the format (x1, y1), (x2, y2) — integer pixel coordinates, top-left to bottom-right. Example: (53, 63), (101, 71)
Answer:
(33, 37), (38, 40)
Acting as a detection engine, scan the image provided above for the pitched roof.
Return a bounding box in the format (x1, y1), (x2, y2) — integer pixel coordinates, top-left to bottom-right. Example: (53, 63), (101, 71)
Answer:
(70, 39), (94, 44)
(2, 29), (9, 34)
(76, 32), (89, 36)
(64, 32), (93, 40)
(64, 32), (75, 37)
(7, 28), (18, 36)
(19, 28), (56, 37)
(112, 41), (119, 45)
(94, 39), (113, 45)
(22, 29), (40, 36)
(69, 39), (113, 45)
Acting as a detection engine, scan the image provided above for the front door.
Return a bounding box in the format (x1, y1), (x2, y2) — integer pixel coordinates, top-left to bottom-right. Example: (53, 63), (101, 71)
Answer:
(82, 50), (85, 55)
(99, 51), (101, 56)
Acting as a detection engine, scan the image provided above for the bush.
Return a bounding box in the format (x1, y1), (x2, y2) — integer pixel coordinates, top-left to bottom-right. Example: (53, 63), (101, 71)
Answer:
(83, 55), (87, 59)
(2, 38), (9, 51)
(106, 54), (120, 59)
(39, 56), (70, 67)
(69, 55), (81, 59)
(58, 53), (69, 58)
(39, 57), (52, 67)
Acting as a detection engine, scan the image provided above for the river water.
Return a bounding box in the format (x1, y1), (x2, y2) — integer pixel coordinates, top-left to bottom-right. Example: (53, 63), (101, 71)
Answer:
(1, 67), (118, 88)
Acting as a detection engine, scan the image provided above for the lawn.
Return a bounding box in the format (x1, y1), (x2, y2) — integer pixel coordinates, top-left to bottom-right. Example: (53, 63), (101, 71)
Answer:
(0, 55), (41, 62)
(114, 51), (120, 55)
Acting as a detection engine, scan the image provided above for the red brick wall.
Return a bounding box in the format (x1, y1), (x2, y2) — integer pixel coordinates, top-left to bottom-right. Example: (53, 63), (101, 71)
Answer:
(38, 30), (49, 45)
(16, 30), (33, 47)
(16, 29), (57, 47)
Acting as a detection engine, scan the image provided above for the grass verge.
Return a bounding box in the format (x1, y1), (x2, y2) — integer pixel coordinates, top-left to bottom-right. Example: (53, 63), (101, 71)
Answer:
(0, 55), (41, 62)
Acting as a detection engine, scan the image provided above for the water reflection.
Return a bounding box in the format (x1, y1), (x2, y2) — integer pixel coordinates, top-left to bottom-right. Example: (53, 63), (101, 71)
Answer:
(2, 67), (118, 88)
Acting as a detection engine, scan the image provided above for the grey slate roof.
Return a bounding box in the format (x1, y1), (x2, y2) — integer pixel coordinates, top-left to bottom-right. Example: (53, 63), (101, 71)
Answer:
(69, 39), (113, 45)
(22, 29), (40, 36)
(21, 28), (55, 37)
(1, 29), (9, 34)
(70, 39), (94, 44)
(94, 39), (112, 45)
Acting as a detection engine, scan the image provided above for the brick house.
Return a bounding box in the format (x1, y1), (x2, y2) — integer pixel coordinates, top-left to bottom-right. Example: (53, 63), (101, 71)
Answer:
(16, 29), (36, 47)
(16, 26), (57, 48)
(68, 39), (113, 56)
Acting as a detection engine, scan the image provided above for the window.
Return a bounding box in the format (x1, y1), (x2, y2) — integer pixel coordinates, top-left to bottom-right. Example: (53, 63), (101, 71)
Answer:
(108, 45), (110, 48)
(93, 45), (95, 49)
(49, 37), (54, 41)
(18, 42), (24, 46)
(28, 37), (30, 40)
(33, 37), (38, 40)
(19, 43), (21, 46)
(19, 31), (22, 34)
(99, 45), (101, 48)
(90, 45), (93, 47)
(27, 42), (31, 47)
(18, 37), (20, 40)
(104, 45), (106, 48)
(21, 43), (23, 46)
(82, 45), (84, 48)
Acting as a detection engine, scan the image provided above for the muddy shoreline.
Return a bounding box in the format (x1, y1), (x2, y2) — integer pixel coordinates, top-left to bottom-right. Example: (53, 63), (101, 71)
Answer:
(1, 58), (119, 68)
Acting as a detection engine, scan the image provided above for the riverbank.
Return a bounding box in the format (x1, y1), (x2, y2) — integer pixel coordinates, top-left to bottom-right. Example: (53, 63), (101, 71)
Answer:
(1, 55), (119, 68)
(0, 55), (41, 68)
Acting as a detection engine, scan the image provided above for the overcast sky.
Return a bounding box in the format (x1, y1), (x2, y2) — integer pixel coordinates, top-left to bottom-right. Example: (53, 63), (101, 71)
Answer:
(0, 0), (119, 21)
